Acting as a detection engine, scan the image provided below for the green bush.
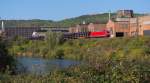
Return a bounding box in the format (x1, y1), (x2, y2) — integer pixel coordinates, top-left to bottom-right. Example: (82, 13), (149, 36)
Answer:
(0, 38), (15, 73)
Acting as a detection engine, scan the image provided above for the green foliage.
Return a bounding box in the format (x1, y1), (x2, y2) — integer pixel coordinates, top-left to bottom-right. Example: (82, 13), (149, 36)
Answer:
(9, 32), (64, 59)
(0, 38), (15, 73)
(57, 13), (116, 27)
(3, 13), (143, 28)
(6, 36), (150, 82)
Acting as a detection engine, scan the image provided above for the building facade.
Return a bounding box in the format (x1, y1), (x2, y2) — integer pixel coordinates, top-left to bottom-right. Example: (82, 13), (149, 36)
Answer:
(5, 27), (41, 39)
(138, 15), (150, 36)
(88, 23), (106, 32)
(107, 18), (138, 37)
(69, 10), (150, 37)
(69, 23), (106, 33)
(4, 27), (69, 39)
(117, 10), (134, 18)
(107, 10), (139, 37)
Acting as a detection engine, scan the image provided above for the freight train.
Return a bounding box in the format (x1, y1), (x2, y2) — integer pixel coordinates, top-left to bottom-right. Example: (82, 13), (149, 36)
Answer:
(63, 30), (110, 39)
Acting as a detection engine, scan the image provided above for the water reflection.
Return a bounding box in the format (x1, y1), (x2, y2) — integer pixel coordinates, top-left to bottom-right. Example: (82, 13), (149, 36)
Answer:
(16, 57), (80, 75)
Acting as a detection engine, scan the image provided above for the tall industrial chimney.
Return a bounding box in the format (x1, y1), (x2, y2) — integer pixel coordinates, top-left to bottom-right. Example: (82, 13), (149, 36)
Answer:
(109, 10), (111, 20)
(82, 21), (86, 25)
(1, 21), (4, 32)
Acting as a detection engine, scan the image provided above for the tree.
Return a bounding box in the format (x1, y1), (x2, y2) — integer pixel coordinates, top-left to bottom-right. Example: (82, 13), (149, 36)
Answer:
(45, 32), (63, 57)
(0, 38), (15, 72)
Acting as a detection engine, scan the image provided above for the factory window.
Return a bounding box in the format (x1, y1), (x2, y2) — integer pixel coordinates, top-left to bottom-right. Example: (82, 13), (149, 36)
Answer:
(116, 32), (124, 37)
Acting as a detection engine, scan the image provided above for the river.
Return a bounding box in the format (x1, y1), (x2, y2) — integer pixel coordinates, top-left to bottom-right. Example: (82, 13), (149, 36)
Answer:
(15, 57), (80, 75)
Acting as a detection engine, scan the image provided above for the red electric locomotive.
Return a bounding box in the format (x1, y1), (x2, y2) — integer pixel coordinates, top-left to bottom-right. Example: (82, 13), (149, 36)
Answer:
(89, 30), (110, 38)
(63, 30), (110, 39)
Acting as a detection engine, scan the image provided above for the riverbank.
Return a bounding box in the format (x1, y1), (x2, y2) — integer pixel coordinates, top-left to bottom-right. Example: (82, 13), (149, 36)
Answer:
(1, 36), (150, 82)
(1, 63), (150, 83)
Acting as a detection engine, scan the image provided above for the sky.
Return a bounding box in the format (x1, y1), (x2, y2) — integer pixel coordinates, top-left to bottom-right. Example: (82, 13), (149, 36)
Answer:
(0, 0), (149, 21)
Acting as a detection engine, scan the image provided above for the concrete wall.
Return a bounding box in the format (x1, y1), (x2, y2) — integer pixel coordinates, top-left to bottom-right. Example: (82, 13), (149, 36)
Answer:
(139, 15), (150, 36)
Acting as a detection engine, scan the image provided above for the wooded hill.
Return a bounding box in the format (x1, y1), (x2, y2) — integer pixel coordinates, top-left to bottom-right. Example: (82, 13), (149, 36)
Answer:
(2, 13), (144, 28)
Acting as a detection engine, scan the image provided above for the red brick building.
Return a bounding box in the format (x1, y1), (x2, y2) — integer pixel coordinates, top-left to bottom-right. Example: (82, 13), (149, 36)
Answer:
(88, 23), (106, 32)
(69, 10), (150, 37)
(107, 10), (138, 37)
(69, 24), (89, 33)
(107, 18), (138, 37)
(69, 23), (106, 33)
(138, 15), (150, 36)
(107, 15), (150, 37)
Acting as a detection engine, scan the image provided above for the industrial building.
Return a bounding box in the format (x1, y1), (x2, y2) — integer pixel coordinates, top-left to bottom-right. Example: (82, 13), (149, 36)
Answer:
(106, 16), (138, 37)
(0, 10), (150, 39)
(0, 25), (68, 39)
(69, 23), (106, 33)
(117, 10), (134, 18)
(138, 15), (150, 36)
(69, 23), (89, 33)
(5, 27), (41, 39)
(69, 10), (138, 37)
(106, 10), (138, 37)
(107, 10), (150, 37)
(69, 10), (150, 37)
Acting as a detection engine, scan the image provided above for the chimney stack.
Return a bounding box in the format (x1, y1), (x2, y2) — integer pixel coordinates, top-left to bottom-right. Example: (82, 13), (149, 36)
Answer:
(109, 10), (111, 20)
(82, 21), (86, 25)
(1, 21), (4, 32)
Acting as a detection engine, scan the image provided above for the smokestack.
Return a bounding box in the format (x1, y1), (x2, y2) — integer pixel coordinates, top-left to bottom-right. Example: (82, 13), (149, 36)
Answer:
(109, 10), (111, 20)
(82, 21), (86, 25)
(1, 21), (4, 32)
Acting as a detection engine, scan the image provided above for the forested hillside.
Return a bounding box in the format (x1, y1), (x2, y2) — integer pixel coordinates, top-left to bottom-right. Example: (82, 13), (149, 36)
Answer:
(2, 13), (143, 27)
